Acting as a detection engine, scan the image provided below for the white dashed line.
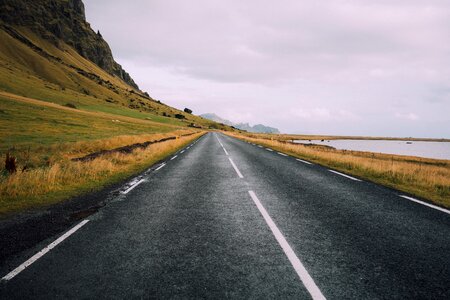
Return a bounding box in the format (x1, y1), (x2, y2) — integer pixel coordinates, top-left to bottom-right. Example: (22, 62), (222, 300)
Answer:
(278, 152), (288, 157)
(171, 155), (178, 160)
(155, 163), (166, 171)
(122, 179), (146, 194)
(258, 145), (263, 148)
(296, 159), (313, 165)
(2, 220), (90, 281)
(216, 135), (229, 155)
(266, 148), (274, 152)
(399, 195), (450, 215)
(248, 191), (326, 300)
(228, 157), (244, 178)
(328, 170), (361, 182)
(180, 150), (185, 154)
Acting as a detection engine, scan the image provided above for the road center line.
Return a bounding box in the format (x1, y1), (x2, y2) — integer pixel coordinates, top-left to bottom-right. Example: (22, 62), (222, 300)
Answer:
(296, 159), (313, 165)
(155, 163), (166, 171)
(170, 155), (178, 160)
(248, 191), (326, 300)
(122, 179), (146, 194)
(1, 220), (90, 281)
(278, 152), (288, 157)
(328, 170), (362, 182)
(399, 195), (450, 215)
(228, 157), (244, 178)
(216, 135), (229, 155)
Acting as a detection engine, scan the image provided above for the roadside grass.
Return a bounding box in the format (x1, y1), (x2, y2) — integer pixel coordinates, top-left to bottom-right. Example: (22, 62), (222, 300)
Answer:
(225, 132), (450, 208)
(0, 131), (205, 216)
(0, 93), (181, 151)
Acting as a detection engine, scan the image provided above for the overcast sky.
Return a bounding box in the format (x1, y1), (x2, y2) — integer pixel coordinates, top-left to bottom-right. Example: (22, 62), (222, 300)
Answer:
(84, 0), (450, 137)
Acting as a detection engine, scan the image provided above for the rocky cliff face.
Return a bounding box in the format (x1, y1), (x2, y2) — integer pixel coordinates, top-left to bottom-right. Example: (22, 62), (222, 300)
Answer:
(0, 0), (139, 89)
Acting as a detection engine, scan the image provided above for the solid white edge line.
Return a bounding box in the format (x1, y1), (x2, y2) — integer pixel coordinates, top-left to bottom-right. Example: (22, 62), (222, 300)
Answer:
(296, 159), (313, 165)
(122, 179), (146, 194)
(228, 157), (244, 178)
(328, 170), (362, 182)
(248, 191), (326, 300)
(277, 152), (288, 157)
(2, 220), (90, 281)
(155, 163), (166, 171)
(399, 195), (450, 215)
(171, 155), (178, 160)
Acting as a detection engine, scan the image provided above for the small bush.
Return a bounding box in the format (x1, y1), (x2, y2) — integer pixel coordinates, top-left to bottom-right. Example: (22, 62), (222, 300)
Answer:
(5, 153), (17, 174)
(174, 114), (186, 119)
(184, 108), (193, 114)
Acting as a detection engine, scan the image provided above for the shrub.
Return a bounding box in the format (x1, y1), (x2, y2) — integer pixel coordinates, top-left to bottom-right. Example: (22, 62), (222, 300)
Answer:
(5, 153), (17, 174)
(184, 108), (193, 114)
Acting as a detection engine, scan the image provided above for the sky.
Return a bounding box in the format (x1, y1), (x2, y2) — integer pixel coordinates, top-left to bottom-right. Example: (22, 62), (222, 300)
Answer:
(84, 0), (450, 137)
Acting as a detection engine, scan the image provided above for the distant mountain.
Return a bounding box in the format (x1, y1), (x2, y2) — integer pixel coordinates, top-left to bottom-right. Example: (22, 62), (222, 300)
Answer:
(199, 113), (233, 126)
(200, 113), (280, 134)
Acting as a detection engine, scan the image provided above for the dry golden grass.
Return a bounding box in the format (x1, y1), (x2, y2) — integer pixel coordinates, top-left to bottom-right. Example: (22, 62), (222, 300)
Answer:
(226, 132), (450, 208)
(0, 132), (205, 215)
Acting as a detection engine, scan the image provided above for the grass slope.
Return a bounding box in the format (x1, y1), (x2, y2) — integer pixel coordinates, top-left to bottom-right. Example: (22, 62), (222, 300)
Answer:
(0, 25), (235, 215)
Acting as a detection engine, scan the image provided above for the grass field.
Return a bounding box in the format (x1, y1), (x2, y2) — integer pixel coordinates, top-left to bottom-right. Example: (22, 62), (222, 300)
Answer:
(225, 132), (450, 208)
(0, 24), (233, 216)
(0, 132), (204, 216)
(0, 90), (207, 216)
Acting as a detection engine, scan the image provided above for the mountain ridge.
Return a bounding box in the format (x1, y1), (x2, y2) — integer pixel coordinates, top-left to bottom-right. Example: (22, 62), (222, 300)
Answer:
(0, 0), (138, 89)
(200, 113), (280, 134)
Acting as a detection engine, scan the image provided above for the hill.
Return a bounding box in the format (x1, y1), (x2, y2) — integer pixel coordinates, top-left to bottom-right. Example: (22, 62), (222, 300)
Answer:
(200, 113), (280, 134)
(0, 0), (234, 214)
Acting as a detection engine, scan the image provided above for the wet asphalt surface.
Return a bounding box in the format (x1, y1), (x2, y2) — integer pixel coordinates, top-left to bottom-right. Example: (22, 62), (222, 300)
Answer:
(1, 132), (449, 299)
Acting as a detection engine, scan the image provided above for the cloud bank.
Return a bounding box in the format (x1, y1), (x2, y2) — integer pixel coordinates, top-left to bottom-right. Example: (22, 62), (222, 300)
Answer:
(84, 0), (450, 137)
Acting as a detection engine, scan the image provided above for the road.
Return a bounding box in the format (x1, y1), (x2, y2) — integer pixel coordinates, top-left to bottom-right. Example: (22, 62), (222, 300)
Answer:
(1, 132), (449, 299)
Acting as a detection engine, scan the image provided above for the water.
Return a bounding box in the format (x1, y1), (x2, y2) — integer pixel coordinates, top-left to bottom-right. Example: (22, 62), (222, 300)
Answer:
(293, 139), (450, 160)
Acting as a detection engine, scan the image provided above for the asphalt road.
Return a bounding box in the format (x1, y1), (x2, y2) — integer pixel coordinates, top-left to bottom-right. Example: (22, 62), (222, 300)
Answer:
(1, 132), (449, 299)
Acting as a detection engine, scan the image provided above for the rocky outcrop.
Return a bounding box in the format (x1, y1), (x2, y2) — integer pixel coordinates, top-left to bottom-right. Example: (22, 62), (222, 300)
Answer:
(0, 0), (139, 89)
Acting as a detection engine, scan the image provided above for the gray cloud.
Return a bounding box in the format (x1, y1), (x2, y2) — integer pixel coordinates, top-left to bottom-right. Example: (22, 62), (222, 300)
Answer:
(84, 0), (450, 137)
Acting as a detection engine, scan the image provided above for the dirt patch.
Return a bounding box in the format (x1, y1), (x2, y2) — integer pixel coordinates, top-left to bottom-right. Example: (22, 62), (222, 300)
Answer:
(72, 132), (198, 162)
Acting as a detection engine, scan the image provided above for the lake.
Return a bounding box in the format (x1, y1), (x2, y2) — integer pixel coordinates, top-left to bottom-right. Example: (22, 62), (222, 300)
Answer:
(293, 139), (450, 160)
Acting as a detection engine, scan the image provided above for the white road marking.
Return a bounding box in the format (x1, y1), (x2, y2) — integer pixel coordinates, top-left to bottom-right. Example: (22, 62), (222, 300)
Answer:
(180, 150), (185, 154)
(155, 163), (166, 171)
(400, 195), (450, 215)
(328, 170), (362, 182)
(122, 179), (146, 194)
(171, 155), (178, 160)
(266, 148), (274, 152)
(248, 191), (326, 300)
(296, 159), (313, 165)
(278, 152), (288, 157)
(228, 157), (244, 178)
(216, 135), (229, 156)
(1, 220), (90, 281)
(258, 145), (263, 148)
(221, 146), (229, 156)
